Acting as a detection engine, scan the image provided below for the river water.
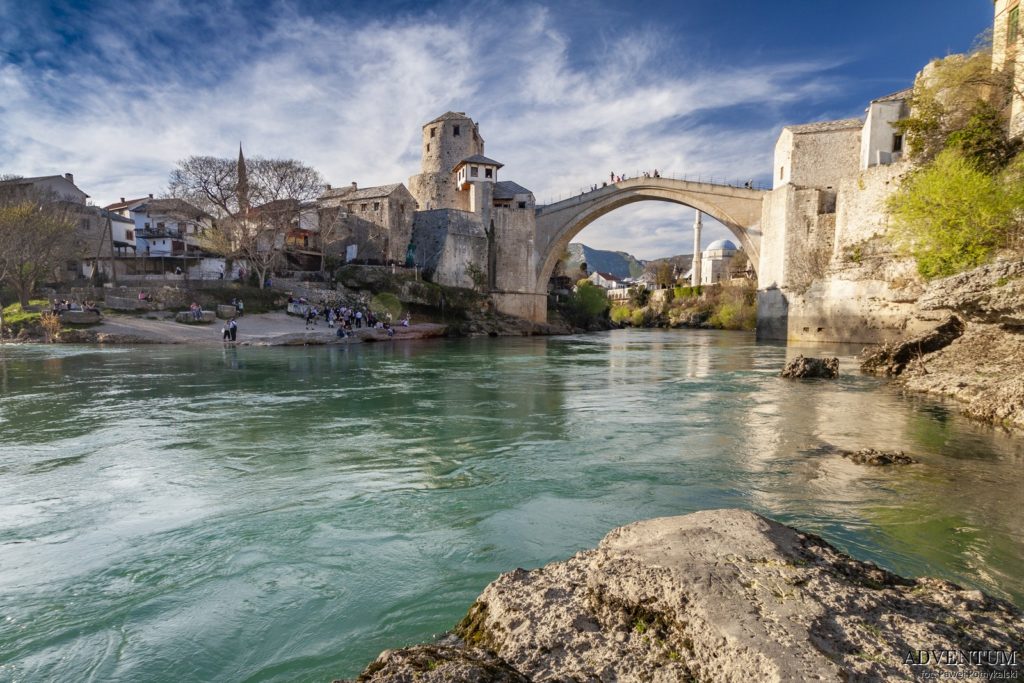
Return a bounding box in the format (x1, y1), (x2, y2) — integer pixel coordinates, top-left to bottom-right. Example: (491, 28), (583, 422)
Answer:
(0, 330), (1021, 682)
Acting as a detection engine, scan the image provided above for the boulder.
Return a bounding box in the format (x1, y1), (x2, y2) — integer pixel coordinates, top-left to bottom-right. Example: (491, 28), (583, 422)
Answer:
(918, 259), (1024, 326)
(839, 448), (918, 466)
(174, 311), (215, 324)
(216, 304), (238, 319)
(59, 310), (101, 325)
(342, 510), (1023, 682)
(781, 354), (839, 379)
(335, 643), (527, 683)
(860, 315), (965, 377)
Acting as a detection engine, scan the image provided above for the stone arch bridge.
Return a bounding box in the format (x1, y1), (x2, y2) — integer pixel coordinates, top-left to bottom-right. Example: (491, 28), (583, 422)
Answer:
(492, 177), (767, 322)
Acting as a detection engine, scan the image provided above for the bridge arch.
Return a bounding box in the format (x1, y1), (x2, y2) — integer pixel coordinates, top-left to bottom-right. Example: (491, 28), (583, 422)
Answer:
(533, 178), (765, 293)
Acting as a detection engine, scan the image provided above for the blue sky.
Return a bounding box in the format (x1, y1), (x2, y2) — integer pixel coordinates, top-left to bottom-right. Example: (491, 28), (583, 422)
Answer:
(0, 0), (994, 258)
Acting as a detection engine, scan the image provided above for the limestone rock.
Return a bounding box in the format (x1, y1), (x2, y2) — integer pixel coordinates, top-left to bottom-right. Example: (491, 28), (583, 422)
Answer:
(780, 354), (839, 378)
(336, 643), (527, 683)
(918, 259), (1024, 326)
(343, 510), (1024, 682)
(899, 323), (1024, 430)
(216, 304), (238, 319)
(839, 448), (918, 465)
(860, 315), (965, 377)
(59, 310), (100, 324)
(174, 311), (215, 324)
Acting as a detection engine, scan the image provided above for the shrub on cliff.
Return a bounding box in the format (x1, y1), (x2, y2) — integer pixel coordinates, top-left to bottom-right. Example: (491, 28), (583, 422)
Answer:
(561, 282), (609, 327)
(707, 285), (757, 330)
(888, 149), (1021, 279)
(610, 304), (631, 325)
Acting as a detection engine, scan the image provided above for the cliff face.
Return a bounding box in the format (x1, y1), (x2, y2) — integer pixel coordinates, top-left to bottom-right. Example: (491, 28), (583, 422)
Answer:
(879, 259), (1024, 430)
(339, 510), (1023, 683)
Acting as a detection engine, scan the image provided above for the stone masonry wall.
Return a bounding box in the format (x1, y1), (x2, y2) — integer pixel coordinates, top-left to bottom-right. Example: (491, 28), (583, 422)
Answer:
(491, 208), (536, 293)
(757, 160), (936, 343)
(788, 128), (862, 189)
(410, 209), (488, 290)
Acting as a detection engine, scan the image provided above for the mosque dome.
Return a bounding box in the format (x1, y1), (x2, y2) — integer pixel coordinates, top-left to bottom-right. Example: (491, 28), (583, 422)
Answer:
(705, 239), (737, 252)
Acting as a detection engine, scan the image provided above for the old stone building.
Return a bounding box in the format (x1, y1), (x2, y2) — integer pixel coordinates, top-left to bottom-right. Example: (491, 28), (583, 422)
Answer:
(407, 112), (540, 318)
(993, 0), (1024, 136)
(408, 112), (486, 211)
(757, 86), (924, 343)
(318, 182), (415, 264)
(0, 173), (138, 279)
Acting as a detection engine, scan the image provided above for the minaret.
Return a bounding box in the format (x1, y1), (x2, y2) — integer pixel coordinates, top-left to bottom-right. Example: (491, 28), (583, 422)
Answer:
(691, 209), (703, 286)
(236, 143), (250, 215)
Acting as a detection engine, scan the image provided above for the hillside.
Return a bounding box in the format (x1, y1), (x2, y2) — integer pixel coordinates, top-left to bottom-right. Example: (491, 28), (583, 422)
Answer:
(565, 244), (643, 279)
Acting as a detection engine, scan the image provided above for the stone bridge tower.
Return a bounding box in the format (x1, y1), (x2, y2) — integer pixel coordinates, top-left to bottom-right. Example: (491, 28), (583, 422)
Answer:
(409, 112), (485, 210)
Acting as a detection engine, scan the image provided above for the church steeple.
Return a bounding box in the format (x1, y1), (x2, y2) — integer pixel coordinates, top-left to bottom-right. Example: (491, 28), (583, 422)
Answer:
(236, 143), (250, 214)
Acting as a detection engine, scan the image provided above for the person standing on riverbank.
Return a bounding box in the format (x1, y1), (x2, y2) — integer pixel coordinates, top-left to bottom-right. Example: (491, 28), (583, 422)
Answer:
(228, 318), (238, 342)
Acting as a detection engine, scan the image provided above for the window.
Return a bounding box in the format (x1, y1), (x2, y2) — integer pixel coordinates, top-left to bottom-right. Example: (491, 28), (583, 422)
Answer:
(430, 127), (436, 138)
(892, 133), (904, 154)
(779, 166), (784, 180)
(66, 261), (77, 271)
(373, 202), (380, 210)
(470, 166), (479, 177)
(426, 143), (430, 152)
(1011, 6), (1020, 45)
(144, 222), (150, 229)
(518, 201), (527, 209)
(126, 230), (133, 240)
(485, 168), (493, 179)
(453, 124), (461, 136)
(361, 203), (368, 210)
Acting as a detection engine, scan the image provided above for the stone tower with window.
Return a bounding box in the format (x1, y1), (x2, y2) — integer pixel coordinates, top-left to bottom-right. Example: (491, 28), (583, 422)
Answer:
(408, 112), (485, 211)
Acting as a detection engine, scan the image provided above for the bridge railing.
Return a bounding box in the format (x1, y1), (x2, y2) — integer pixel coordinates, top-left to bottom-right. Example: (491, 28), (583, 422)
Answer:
(542, 172), (770, 205)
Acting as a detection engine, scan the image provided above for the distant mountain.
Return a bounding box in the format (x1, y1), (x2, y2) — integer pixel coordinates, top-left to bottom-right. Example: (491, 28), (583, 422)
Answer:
(565, 243), (645, 279)
(563, 243), (693, 280)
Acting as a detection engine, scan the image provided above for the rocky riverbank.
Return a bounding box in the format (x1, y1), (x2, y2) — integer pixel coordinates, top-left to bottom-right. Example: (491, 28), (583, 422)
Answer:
(338, 509), (1023, 682)
(861, 259), (1024, 431)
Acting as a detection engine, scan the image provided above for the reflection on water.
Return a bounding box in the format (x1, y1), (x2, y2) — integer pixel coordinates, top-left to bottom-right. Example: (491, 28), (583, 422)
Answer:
(0, 331), (1021, 682)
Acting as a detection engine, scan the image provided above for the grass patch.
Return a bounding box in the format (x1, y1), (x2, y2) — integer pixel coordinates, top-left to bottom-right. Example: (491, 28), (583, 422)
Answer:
(1, 299), (49, 335)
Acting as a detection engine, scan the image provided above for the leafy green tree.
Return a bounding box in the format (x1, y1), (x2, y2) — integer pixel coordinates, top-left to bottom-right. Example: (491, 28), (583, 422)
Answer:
(946, 101), (1021, 174)
(896, 46), (1011, 164)
(627, 284), (649, 307)
(888, 149), (1019, 278)
(563, 281), (609, 326)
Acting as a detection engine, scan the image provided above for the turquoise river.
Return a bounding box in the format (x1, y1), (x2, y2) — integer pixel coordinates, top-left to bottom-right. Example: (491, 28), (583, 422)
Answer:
(0, 330), (1021, 682)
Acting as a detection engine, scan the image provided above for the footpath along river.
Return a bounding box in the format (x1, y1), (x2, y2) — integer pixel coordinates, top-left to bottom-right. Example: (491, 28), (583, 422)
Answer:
(0, 329), (1021, 682)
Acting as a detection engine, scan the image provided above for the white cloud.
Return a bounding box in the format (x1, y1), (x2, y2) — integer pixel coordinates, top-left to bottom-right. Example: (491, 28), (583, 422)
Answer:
(0, 0), (842, 258)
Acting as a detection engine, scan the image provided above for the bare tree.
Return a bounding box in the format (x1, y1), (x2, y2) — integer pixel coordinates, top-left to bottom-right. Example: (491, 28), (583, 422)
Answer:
(0, 184), (77, 306)
(167, 154), (324, 287)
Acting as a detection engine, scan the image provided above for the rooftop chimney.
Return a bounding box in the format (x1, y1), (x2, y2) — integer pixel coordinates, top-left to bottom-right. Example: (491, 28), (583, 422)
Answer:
(64, 173), (74, 184)
(351, 182), (357, 190)
(120, 197), (125, 203)
(325, 183), (331, 190)
(148, 193), (154, 199)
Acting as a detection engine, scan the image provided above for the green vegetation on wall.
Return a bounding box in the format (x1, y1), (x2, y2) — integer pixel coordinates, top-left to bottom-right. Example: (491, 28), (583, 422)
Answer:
(889, 40), (1024, 279)
(889, 149), (1023, 278)
(559, 281), (610, 327)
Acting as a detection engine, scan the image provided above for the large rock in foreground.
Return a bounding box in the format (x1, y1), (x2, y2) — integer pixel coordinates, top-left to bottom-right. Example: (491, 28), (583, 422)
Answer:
(342, 510), (1023, 682)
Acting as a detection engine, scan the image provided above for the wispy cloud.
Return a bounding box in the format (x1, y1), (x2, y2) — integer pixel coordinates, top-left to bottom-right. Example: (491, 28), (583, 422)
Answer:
(0, 0), (846, 258)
